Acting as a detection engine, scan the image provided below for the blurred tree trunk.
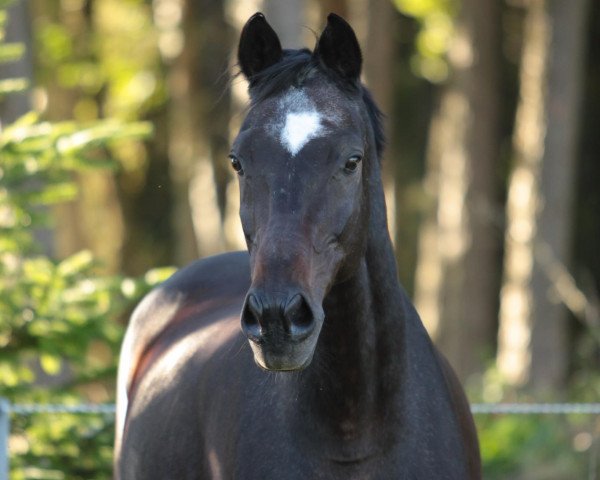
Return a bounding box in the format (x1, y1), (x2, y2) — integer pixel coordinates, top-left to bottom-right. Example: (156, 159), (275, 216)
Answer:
(35, 0), (81, 258)
(164, 0), (233, 264)
(0, 0), (54, 253)
(413, 0), (502, 382)
(71, 0), (125, 274)
(0, 0), (32, 124)
(263, 0), (304, 48)
(362, 0), (397, 242)
(33, 0), (125, 273)
(497, 0), (590, 391)
(317, 0), (347, 19)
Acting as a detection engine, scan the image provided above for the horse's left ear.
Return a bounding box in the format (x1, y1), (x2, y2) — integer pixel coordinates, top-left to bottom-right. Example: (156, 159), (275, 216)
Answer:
(314, 13), (362, 82)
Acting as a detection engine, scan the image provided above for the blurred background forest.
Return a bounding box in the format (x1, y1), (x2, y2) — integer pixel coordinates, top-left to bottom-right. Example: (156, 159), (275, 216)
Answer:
(1, 0), (599, 478)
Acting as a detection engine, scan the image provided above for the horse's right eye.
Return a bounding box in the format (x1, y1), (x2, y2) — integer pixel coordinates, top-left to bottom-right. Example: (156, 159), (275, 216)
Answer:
(229, 155), (244, 175)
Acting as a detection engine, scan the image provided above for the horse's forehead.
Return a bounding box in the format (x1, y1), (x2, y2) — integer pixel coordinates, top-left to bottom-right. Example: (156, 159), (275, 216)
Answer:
(275, 86), (346, 114)
(251, 86), (355, 157)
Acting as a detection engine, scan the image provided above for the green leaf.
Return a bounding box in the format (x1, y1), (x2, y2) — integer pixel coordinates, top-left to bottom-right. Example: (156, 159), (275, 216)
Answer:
(39, 353), (62, 375)
(23, 182), (79, 205)
(55, 121), (152, 155)
(0, 77), (29, 94)
(0, 42), (24, 63)
(57, 251), (95, 278)
(23, 257), (54, 284)
(0, 361), (19, 386)
(144, 266), (176, 286)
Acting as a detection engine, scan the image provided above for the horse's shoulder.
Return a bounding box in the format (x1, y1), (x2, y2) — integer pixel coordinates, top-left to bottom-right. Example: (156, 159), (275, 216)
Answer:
(118, 251), (250, 413)
(400, 297), (481, 479)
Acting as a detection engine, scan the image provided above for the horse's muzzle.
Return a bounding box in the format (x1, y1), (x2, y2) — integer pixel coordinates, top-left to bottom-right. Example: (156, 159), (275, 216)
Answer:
(241, 290), (322, 370)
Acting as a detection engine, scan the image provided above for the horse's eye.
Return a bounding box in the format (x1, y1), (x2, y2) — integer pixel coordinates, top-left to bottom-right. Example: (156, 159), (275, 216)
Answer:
(229, 155), (244, 175)
(344, 155), (362, 173)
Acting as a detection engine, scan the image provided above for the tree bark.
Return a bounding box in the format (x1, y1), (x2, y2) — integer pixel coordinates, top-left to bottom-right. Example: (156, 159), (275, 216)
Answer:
(413, 0), (502, 382)
(0, 0), (33, 124)
(40, 0), (126, 273)
(363, 0), (397, 244)
(164, 0), (234, 264)
(497, 0), (590, 391)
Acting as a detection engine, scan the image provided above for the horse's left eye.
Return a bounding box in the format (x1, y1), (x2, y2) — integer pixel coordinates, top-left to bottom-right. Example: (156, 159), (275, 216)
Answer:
(229, 155), (244, 175)
(344, 155), (362, 173)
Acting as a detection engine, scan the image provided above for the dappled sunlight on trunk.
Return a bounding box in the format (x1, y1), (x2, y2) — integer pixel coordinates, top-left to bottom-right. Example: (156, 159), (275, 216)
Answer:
(412, 0), (502, 380)
(189, 159), (226, 256)
(497, 0), (590, 391)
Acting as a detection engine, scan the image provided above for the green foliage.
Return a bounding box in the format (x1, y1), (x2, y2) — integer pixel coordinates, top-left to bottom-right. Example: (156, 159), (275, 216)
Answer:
(0, 2), (174, 477)
(31, 0), (172, 272)
(0, 113), (173, 475)
(34, 0), (165, 122)
(477, 414), (594, 479)
(469, 367), (600, 478)
(10, 408), (116, 480)
(393, 0), (456, 83)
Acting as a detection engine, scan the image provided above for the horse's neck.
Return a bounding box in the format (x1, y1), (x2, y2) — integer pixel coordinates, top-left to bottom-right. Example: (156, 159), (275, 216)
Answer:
(292, 181), (409, 455)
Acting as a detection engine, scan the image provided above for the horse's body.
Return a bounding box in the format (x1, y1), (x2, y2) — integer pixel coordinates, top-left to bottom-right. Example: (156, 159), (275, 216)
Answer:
(115, 13), (480, 479)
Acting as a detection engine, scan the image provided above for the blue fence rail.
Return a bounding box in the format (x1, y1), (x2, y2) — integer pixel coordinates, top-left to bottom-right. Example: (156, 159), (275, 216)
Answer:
(2, 400), (600, 479)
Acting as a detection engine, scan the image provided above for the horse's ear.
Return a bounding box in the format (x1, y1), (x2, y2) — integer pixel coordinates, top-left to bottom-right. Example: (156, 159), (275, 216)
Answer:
(238, 12), (283, 80)
(314, 13), (362, 81)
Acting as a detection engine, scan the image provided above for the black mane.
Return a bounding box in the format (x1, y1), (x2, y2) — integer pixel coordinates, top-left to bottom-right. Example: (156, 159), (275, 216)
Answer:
(242, 49), (386, 161)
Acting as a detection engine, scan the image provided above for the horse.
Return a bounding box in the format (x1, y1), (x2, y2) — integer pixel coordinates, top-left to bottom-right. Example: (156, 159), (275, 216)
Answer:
(114, 13), (481, 479)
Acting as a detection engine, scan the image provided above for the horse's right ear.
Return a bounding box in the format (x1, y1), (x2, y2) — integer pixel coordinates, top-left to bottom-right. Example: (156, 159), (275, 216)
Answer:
(238, 13), (283, 81)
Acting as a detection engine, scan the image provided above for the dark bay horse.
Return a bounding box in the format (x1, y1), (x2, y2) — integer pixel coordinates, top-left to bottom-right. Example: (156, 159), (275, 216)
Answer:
(115, 13), (481, 479)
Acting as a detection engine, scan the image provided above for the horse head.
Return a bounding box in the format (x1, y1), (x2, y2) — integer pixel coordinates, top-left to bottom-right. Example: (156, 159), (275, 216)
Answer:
(233, 13), (382, 371)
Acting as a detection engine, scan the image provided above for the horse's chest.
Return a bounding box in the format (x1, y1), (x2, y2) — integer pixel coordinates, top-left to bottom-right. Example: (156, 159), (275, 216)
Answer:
(228, 410), (467, 480)
(233, 445), (396, 480)
(230, 420), (404, 480)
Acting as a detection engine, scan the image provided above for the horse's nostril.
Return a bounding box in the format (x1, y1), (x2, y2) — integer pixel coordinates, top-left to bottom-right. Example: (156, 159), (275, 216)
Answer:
(283, 294), (314, 335)
(242, 292), (315, 342)
(242, 294), (263, 340)
(247, 294), (263, 319)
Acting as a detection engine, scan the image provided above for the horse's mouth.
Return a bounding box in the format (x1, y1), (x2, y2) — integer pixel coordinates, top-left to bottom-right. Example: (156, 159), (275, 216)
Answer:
(253, 355), (313, 372)
(247, 335), (318, 371)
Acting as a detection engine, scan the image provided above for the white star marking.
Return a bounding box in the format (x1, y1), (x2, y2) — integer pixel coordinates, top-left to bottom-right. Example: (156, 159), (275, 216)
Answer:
(281, 111), (323, 156)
